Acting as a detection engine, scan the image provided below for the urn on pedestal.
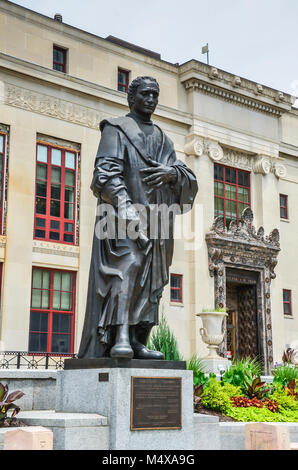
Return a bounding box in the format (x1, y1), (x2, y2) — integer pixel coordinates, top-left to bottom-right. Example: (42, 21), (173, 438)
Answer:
(196, 308), (230, 375)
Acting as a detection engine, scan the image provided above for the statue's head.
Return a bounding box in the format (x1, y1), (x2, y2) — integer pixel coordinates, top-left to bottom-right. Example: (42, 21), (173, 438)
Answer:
(128, 76), (159, 118)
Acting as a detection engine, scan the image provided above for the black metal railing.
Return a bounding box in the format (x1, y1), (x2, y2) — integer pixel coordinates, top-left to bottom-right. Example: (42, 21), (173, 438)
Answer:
(0, 351), (77, 370)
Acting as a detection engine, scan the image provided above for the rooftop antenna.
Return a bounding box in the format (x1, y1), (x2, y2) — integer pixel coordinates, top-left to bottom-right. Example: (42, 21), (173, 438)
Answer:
(202, 43), (209, 65)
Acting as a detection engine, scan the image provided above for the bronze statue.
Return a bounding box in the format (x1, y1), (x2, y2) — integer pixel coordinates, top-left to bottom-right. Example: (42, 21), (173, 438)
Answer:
(78, 76), (198, 360)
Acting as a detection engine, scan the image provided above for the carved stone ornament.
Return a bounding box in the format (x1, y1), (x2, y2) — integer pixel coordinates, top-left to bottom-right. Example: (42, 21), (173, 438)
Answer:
(32, 240), (79, 258)
(5, 84), (102, 130)
(253, 156), (271, 175)
(208, 207), (280, 253)
(273, 162), (287, 178)
(205, 207), (280, 374)
(184, 137), (204, 157)
(206, 140), (224, 162)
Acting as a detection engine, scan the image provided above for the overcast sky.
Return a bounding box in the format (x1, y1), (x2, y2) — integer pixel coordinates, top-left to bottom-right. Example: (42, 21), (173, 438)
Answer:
(11, 0), (298, 104)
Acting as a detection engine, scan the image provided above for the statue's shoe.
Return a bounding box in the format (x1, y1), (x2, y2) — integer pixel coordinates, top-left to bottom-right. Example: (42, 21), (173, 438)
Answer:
(132, 344), (164, 360)
(110, 342), (134, 359)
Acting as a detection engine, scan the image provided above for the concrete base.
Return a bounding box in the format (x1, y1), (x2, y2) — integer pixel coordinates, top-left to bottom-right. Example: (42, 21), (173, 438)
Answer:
(56, 364), (194, 450)
(0, 370), (56, 411)
(193, 414), (220, 450)
(201, 358), (231, 375)
(17, 410), (109, 450)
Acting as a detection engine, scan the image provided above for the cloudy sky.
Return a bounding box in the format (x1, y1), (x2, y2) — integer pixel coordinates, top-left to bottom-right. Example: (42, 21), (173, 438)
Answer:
(11, 0), (298, 104)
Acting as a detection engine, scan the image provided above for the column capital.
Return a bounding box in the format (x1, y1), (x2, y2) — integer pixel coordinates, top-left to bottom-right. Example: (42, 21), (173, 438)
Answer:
(184, 137), (204, 157)
(253, 155), (271, 175)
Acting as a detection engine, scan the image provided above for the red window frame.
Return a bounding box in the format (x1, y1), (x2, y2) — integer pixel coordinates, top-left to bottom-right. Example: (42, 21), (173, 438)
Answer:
(0, 132), (7, 234)
(118, 68), (130, 93)
(280, 194), (288, 219)
(170, 274), (183, 303)
(53, 45), (67, 73)
(214, 163), (251, 227)
(283, 289), (292, 316)
(34, 142), (77, 245)
(29, 267), (76, 353)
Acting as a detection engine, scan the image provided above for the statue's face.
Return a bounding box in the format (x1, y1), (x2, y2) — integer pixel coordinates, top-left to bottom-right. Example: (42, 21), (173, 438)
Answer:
(130, 80), (159, 118)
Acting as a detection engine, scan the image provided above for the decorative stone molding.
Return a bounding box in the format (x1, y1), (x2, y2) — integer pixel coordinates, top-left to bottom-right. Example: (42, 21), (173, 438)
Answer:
(183, 78), (288, 117)
(184, 135), (287, 179)
(206, 140), (224, 162)
(205, 207), (280, 374)
(184, 137), (204, 157)
(275, 92), (285, 103)
(273, 162), (287, 178)
(5, 84), (102, 130)
(233, 76), (242, 87)
(209, 67), (219, 80)
(256, 84), (264, 94)
(32, 240), (80, 258)
(184, 136), (255, 170)
(180, 60), (295, 116)
(253, 156), (271, 175)
(221, 147), (254, 171)
(208, 207), (280, 253)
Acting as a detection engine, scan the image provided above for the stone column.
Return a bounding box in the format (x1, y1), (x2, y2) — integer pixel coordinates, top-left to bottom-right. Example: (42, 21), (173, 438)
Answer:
(184, 135), (215, 357)
(1, 123), (36, 350)
(253, 155), (287, 363)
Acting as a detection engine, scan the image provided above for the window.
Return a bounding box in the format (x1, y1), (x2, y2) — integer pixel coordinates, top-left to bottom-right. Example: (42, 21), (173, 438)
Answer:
(34, 142), (78, 244)
(29, 268), (76, 353)
(118, 68), (130, 93)
(283, 289), (292, 316)
(280, 194), (288, 219)
(214, 164), (250, 228)
(0, 132), (7, 234)
(170, 274), (183, 303)
(53, 46), (67, 73)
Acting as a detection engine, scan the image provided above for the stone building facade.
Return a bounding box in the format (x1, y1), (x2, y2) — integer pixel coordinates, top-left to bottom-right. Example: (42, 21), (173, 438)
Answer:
(0, 1), (297, 372)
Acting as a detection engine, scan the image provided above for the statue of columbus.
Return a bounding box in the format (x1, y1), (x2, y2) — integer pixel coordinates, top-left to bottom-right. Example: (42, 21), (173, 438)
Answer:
(78, 76), (198, 360)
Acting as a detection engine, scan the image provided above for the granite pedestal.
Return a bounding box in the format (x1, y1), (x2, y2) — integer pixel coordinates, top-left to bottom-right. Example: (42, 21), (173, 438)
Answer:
(56, 358), (194, 450)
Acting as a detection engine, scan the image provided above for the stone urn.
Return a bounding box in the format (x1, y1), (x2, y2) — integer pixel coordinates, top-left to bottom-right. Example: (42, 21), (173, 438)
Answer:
(196, 310), (228, 359)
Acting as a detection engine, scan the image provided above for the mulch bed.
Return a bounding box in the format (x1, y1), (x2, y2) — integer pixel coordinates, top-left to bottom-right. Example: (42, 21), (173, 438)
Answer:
(195, 404), (237, 422)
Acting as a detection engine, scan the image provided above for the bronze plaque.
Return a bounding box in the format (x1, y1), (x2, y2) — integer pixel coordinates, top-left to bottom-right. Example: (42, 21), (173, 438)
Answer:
(130, 376), (182, 431)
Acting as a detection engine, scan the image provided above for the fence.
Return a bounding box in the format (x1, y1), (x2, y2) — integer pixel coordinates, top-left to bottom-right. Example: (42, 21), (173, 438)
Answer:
(0, 351), (77, 369)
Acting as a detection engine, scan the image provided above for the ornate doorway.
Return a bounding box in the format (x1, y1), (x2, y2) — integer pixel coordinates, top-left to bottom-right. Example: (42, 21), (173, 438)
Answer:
(206, 208), (280, 374)
(226, 269), (259, 361)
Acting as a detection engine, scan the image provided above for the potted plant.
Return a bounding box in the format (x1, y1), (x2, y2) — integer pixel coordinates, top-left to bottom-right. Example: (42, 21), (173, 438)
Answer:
(196, 307), (228, 359)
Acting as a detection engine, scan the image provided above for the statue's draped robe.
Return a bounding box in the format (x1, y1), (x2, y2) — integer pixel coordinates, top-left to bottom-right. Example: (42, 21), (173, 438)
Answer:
(78, 115), (198, 358)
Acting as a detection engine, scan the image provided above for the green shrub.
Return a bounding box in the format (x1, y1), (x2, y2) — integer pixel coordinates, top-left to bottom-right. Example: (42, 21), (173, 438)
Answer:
(226, 406), (298, 423)
(197, 367), (298, 422)
(271, 386), (298, 412)
(201, 379), (241, 414)
(222, 357), (262, 387)
(272, 365), (298, 388)
(147, 314), (182, 361)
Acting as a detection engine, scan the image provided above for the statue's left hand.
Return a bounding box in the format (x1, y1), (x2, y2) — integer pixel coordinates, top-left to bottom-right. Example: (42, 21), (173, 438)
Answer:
(140, 160), (177, 187)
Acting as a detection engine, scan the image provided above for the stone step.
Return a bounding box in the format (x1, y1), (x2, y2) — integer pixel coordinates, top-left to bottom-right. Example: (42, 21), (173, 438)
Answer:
(14, 410), (109, 450)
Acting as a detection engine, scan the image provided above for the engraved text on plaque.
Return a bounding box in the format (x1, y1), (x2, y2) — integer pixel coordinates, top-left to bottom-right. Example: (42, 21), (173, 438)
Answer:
(130, 376), (182, 431)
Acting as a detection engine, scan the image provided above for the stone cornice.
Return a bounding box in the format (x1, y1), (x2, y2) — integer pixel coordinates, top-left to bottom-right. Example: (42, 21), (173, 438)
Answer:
(0, 53), (192, 128)
(179, 60), (295, 116)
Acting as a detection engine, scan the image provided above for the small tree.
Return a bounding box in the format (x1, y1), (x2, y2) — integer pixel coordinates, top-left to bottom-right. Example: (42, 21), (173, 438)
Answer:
(147, 313), (182, 361)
